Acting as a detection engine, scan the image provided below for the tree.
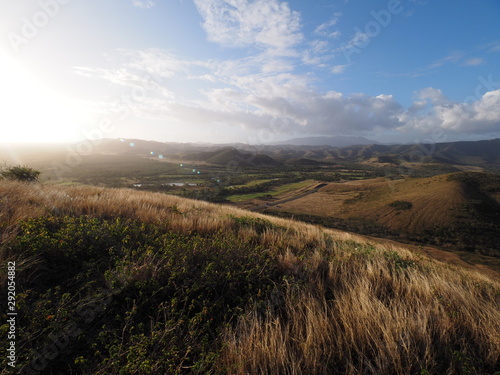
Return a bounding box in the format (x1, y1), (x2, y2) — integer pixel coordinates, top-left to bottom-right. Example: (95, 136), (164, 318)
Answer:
(0, 164), (41, 182)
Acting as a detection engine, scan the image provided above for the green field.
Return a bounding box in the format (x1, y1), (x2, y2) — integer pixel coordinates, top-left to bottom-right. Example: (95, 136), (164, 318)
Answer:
(227, 180), (314, 202)
(227, 179), (275, 188)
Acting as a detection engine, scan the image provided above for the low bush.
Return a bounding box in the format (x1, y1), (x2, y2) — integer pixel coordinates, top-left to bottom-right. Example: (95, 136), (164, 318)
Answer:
(389, 200), (413, 210)
(5, 215), (283, 374)
(0, 165), (40, 182)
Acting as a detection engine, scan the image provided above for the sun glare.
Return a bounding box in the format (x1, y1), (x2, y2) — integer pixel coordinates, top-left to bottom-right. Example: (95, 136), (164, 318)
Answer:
(0, 51), (87, 143)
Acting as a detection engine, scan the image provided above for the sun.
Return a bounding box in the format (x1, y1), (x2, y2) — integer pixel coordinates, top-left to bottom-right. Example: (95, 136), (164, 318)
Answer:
(0, 50), (87, 143)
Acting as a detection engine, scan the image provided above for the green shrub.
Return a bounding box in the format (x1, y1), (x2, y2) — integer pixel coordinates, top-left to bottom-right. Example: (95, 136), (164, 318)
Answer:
(8, 215), (283, 374)
(230, 215), (287, 234)
(383, 250), (418, 270)
(0, 164), (41, 182)
(388, 200), (413, 210)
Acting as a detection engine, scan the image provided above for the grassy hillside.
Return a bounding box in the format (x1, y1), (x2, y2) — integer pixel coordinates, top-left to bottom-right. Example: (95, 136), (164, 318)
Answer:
(267, 173), (500, 261)
(0, 181), (499, 374)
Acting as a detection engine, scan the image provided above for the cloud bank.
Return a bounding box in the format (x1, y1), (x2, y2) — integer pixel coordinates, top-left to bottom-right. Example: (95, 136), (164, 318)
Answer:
(80, 47), (500, 140)
(78, 0), (500, 142)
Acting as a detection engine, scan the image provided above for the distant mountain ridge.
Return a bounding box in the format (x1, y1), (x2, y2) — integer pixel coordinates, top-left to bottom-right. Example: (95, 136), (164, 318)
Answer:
(170, 138), (500, 168)
(5, 137), (498, 171)
(273, 135), (375, 147)
(335, 138), (500, 166)
(258, 138), (500, 169)
(180, 147), (281, 167)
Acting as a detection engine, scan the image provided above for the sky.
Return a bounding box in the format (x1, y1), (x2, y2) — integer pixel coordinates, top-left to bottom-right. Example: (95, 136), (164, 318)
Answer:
(0, 0), (500, 145)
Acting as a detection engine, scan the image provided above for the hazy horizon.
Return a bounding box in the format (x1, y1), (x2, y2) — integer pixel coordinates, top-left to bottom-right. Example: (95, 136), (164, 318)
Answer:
(2, 135), (500, 150)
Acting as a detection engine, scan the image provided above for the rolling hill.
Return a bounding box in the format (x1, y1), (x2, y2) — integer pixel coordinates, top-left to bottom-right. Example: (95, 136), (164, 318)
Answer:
(265, 172), (500, 262)
(180, 147), (281, 167)
(0, 180), (499, 374)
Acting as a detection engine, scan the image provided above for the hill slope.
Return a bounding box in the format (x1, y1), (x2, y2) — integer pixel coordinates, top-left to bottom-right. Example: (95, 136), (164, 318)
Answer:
(181, 147), (281, 167)
(267, 173), (500, 260)
(0, 181), (499, 374)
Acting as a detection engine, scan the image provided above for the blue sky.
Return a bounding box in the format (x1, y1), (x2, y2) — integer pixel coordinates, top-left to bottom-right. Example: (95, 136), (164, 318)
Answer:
(1, 0), (500, 144)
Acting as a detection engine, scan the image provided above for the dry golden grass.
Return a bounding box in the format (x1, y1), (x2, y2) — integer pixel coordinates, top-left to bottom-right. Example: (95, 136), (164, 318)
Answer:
(365, 234), (500, 279)
(1, 180), (499, 374)
(0, 180), (357, 259)
(272, 174), (489, 233)
(220, 245), (500, 374)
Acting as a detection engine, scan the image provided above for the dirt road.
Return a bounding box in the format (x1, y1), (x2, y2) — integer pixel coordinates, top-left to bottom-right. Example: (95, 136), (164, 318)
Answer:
(248, 183), (327, 211)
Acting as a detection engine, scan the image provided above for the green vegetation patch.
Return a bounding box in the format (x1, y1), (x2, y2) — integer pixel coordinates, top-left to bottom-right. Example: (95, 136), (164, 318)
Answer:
(229, 215), (288, 235)
(227, 180), (313, 202)
(383, 250), (419, 270)
(388, 200), (413, 211)
(4, 215), (284, 374)
(0, 165), (40, 182)
(228, 179), (274, 188)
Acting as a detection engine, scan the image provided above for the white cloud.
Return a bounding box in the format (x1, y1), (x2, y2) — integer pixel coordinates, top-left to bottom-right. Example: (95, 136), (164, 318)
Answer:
(194, 76), (404, 134)
(478, 41), (500, 53)
(426, 51), (463, 69)
(331, 64), (349, 74)
(381, 51), (466, 78)
(463, 58), (485, 66)
(344, 30), (370, 50)
(162, 83), (500, 138)
(416, 87), (447, 105)
(314, 13), (342, 38)
(74, 49), (195, 104)
(302, 40), (331, 67)
(490, 44), (500, 52)
(193, 0), (303, 55)
(309, 40), (329, 54)
(132, 0), (155, 9)
(78, 48), (500, 141)
(399, 88), (500, 134)
(116, 48), (190, 78)
(329, 31), (341, 39)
